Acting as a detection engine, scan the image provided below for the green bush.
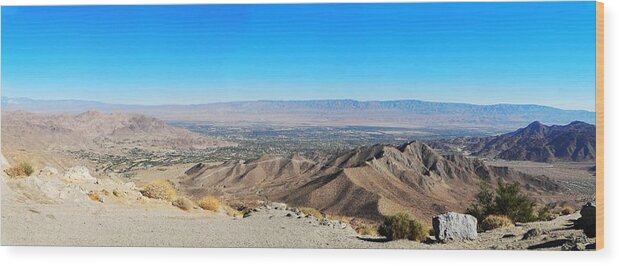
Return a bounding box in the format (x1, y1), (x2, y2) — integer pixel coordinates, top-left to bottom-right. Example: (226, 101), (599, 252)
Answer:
(466, 181), (538, 225)
(466, 182), (494, 222)
(536, 206), (556, 221)
(494, 182), (536, 222)
(378, 212), (428, 242)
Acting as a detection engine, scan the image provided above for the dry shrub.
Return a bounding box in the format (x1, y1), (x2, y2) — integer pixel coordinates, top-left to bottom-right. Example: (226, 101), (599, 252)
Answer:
(88, 191), (103, 202)
(561, 206), (575, 215)
(140, 180), (177, 201)
(325, 213), (354, 224)
(378, 212), (429, 242)
(355, 224), (379, 236)
(480, 215), (513, 231)
(300, 207), (323, 219)
(172, 197), (194, 211)
(4, 162), (34, 178)
(223, 204), (244, 218)
(197, 196), (221, 211)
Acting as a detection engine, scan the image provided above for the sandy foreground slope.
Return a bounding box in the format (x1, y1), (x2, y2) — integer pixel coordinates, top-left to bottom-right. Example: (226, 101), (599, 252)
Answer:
(0, 163), (594, 250)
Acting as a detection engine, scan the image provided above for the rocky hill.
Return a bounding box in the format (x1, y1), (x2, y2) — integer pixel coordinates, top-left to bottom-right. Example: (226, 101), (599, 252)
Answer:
(1, 111), (234, 168)
(179, 141), (561, 222)
(430, 121), (595, 162)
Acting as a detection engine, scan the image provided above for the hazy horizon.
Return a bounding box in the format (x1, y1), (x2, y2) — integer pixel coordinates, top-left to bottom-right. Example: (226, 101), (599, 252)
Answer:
(0, 95), (596, 112)
(2, 2), (596, 111)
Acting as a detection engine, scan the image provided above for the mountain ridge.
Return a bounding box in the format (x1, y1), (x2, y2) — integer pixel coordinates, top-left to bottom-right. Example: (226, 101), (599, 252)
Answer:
(430, 121), (596, 162)
(2, 97), (595, 130)
(179, 141), (562, 222)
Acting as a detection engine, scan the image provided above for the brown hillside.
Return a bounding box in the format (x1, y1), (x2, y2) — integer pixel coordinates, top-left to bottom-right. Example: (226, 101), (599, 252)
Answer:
(179, 141), (562, 222)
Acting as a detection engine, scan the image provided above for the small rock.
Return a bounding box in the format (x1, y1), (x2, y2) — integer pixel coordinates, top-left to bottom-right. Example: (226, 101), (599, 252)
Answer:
(522, 228), (545, 240)
(270, 202), (287, 209)
(39, 166), (59, 177)
(562, 241), (586, 251)
(124, 182), (137, 190)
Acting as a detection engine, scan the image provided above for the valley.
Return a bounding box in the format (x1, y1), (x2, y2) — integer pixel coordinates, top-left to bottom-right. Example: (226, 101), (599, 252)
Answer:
(0, 107), (597, 249)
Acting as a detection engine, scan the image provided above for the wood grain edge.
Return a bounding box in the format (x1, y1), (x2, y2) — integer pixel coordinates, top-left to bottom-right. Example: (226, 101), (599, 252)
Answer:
(595, 1), (604, 251)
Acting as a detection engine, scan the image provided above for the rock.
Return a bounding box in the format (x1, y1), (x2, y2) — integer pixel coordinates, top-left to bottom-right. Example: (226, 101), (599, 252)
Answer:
(561, 236), (588, 251)
(522, 228), (545, 240)
(270, 202), (287, 210)
(38, 166), (59, 177)
(319, 220), (333, 227)
(432, 212), (478, 242)
(62, 166), (96, 183)
(575, 202), (596, 237)
(124, 182), (137, 190)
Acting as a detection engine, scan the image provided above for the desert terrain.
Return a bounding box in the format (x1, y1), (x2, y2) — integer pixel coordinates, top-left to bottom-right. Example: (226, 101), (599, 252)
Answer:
(0, 104), (597, 249)
(0, 165), (594, 249)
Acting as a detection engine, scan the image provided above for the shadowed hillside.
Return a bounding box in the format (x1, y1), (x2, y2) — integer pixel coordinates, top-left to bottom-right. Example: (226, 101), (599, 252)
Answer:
(430, 121), (595, 162)
(179, 141), (562, 222)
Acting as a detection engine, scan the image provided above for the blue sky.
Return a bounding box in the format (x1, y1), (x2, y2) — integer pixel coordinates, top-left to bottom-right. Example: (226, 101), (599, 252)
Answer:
(1, 2), (596, 111)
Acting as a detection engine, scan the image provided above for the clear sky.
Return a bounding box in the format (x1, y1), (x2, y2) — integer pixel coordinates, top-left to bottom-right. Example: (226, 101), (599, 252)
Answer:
(1, 2), (596, 111)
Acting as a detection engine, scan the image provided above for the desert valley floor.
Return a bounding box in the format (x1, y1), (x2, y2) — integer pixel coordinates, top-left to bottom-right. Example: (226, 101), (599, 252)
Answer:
(0, 106), (597, 249)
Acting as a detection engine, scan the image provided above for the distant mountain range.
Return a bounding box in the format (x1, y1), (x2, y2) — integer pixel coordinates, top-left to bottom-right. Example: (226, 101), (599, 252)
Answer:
(430, 121), (596, 162)
(1, 97), (595, 131)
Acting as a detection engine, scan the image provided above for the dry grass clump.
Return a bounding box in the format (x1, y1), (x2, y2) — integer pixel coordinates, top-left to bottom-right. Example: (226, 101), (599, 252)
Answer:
(300, 207), (323, 219)
(112, 189), (122, 197)
(140, 180), (177, 201)
(197, 196), (221, 212)
(561, 206), (576, 215)
(378, 212), (429, 242)
(172, 197), (194, 211)
(4, 162), (34, 178)
(87, 191), (103, 202)
(355, 224), (379, 236)
(223, 204), (244, 218)
(325, 213), (354, 224)
(480, 215), (513, 231)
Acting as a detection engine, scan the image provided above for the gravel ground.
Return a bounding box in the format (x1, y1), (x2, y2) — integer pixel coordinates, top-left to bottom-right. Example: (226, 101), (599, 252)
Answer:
(1, 199), (594, 249)
(0, 172), (595, 250)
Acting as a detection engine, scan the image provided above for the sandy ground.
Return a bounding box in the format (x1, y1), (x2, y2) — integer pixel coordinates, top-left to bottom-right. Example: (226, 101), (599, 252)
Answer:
(0, 164), (595, 249)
